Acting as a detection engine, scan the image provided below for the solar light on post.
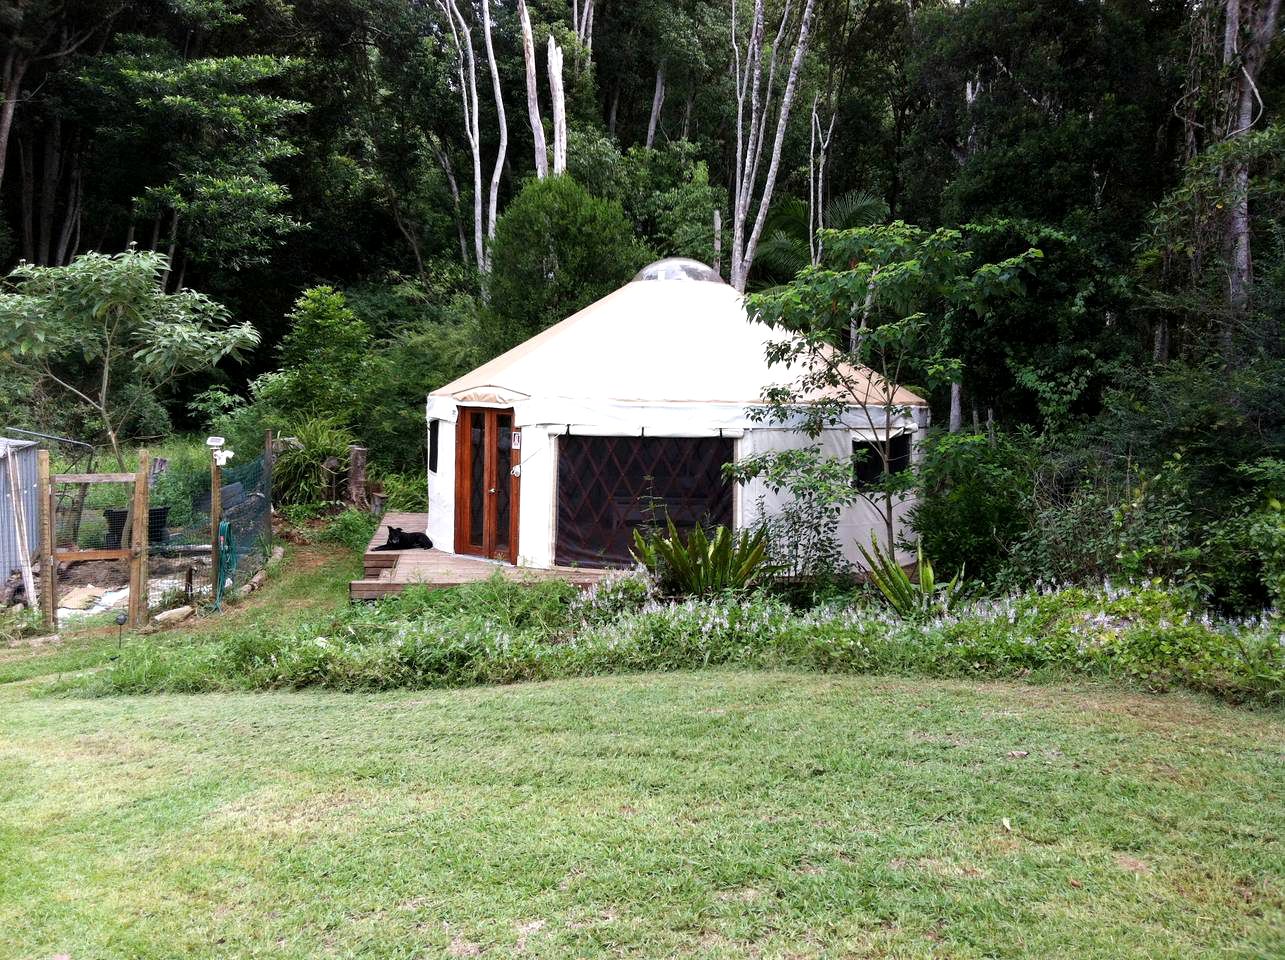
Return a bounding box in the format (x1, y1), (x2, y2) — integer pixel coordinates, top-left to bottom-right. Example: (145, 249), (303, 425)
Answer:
(206, 437), (234, 600)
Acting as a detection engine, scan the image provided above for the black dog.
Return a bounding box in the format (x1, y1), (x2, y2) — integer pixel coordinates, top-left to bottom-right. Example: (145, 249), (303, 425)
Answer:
(371, 526), (434, 551)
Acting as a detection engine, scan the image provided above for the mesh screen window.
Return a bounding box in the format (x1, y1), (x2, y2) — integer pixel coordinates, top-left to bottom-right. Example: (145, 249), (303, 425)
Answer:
(554, 435), (734, 567)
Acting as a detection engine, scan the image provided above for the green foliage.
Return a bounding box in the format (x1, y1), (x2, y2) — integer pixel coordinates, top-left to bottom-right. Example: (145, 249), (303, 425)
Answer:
(726, 448), (855, 592)
(272, 417), (356, 505)
(276, 286), (371, 420)
(568, 572), (658, 625)
(910, 430), (1038, 585)
(484, 175), (651, 354)
(630, 519), (771, 597)
(318, 509), (380, 553)
(354, 305), (480, 469)
(857, 539), (962, 621)
(370, 470), (427, 512)
(83, 42), (307, 268)
(190, 284), (479, 474)
(0, 607), (42, 645)
(753, 190), (889, 284)
(148, 437), (216, 527)
(0, 249), (257, 465)
(568, 136), (721, 264)
(84, 579), (1282, 704)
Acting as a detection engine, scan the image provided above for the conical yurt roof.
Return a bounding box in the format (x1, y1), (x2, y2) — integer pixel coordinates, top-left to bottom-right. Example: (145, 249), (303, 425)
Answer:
(432, 258), (925, 409)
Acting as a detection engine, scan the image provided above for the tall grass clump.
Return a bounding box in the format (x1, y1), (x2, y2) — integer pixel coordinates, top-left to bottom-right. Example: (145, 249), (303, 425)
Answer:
(272, 417), (356, 504)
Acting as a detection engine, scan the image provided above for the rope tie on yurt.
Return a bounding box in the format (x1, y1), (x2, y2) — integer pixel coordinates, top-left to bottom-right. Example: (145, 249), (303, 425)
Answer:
(212, 519), (237, 611)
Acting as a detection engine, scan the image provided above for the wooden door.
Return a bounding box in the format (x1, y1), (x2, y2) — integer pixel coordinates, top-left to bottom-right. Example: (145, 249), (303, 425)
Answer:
(454, 407), (520, 563)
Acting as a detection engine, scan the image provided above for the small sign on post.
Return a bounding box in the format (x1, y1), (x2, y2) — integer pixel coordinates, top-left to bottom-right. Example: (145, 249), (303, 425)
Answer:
(208, 437), (224, 600)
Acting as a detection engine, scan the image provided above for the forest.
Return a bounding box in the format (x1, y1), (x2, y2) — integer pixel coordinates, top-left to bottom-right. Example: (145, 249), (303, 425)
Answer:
(1, 0), (1282, 612)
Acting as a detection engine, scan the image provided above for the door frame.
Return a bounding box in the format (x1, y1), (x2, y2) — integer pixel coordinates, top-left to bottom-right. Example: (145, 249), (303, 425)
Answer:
(453, 406), (520, 563)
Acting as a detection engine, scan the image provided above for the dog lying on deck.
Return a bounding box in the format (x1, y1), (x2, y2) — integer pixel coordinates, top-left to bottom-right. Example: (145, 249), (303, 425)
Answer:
(371, 526), (433, 551)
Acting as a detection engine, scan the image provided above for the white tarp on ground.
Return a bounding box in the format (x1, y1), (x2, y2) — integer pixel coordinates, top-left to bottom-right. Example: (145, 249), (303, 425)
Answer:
(425, 260), (928, 569)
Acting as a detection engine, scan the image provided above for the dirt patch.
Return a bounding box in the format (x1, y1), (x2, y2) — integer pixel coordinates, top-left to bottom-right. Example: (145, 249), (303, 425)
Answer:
(58, 555), (203, 590)
(1114, 854), (1152, 874)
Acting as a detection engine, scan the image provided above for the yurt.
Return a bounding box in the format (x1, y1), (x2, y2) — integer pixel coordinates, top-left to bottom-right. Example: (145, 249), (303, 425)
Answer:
(424, 257), (928, 570)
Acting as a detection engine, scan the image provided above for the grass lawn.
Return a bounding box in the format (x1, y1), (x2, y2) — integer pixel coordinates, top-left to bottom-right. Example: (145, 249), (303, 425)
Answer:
(0, 543), (361, 686)
(2, 665), (1282, 958)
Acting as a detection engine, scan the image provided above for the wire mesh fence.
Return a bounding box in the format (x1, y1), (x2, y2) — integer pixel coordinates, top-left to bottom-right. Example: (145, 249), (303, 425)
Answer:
(47, 449), (273, 616)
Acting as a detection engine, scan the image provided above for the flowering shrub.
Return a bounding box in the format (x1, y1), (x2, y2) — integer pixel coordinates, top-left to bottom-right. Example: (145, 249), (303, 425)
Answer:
(83, 577), (1283, 704)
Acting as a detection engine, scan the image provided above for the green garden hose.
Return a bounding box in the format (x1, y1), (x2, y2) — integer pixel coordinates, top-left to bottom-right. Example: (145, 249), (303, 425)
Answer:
(213, 519), (238, 611)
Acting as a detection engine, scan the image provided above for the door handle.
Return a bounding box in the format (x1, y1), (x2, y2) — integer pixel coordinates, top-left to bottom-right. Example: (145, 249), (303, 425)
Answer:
(489, 487), (497, 494)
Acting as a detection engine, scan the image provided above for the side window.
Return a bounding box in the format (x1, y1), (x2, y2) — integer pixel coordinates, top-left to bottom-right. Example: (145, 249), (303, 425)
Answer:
(853, 432), (911, 485)
(428, 419), (440, 473)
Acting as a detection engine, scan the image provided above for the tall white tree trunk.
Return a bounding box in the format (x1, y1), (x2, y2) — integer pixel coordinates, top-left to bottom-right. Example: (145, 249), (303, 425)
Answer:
(519, 0), (548, 179)
(0, 51), (27, 195)
(946, 66), (984, 430)
(646, 65), (666, 148)
(440, 0), (508, 274)
(728, 0), (818, 292)
(440, 0), (484, 268)
(1221, 0), (1280, 332)
(548, 36), (567, 174)
(948, 383), (963, 433)
(479, 0), (507, 266)
(712, 208), (722, 276)
(807, 94), (836, 267)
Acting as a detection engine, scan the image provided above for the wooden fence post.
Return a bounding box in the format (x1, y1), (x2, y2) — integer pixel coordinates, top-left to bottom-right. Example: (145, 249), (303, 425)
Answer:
(263, 428), (275, 492)
(128, 450), (150, 628)
(210, 449), (222, 599)
(348, 444), (367, 507)
(36, 449), (56, 631)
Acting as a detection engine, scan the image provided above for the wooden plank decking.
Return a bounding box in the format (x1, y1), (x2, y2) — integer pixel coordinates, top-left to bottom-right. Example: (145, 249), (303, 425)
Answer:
(349, 512), (611, 600)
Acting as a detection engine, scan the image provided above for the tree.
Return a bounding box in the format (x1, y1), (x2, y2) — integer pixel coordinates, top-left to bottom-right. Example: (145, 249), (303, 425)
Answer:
(727, 0), (818, 292)
(0, 0), (117, 194)
(439, 0), (509, 274)
(731, 221), (1041, 551)
(1164, 0), (1283, 356)
(483, 175), (650, 354)
(752, 189), (889, 284)
(517, 0), (549, 179)
(568, 135), (721, 264)
(276, 286), (371, 423)
(0, 248), (258, 466)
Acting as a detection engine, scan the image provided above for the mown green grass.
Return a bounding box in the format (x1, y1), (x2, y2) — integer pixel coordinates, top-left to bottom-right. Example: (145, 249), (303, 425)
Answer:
(0, 543), (359, 686)
(1, 671), (1281, 958)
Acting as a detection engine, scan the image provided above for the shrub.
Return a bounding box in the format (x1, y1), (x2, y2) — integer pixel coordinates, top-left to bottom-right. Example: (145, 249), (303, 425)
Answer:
(910, 430), (1037, 585)
(568, 570), (658, 625)
(276, 286), (371, 422)
(272, 417), (356, 505)
(148, 438), (214, 527)
(318, 509), (379, 553)
(631, 520), (772, 597)
(483, 175), (650, 355)
(371, 470), (427, 512)
(857, 539), (963, 620)
(79, 578), (1283, 704)
(0, 606), (42, 644)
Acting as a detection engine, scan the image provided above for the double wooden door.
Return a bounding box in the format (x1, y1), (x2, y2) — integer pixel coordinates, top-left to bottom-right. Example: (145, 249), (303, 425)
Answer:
(454, 407), (520, 563)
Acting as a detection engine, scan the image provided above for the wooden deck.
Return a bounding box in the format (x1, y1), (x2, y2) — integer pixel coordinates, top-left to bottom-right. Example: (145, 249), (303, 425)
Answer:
(349, 512), (611, 600)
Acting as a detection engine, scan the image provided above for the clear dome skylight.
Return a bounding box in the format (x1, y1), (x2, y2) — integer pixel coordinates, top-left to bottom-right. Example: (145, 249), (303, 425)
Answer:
(632, 257), (725, 283)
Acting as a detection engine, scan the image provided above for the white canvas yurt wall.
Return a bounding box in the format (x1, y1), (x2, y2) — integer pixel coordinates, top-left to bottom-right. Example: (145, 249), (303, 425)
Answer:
(425, 258), (927, 570)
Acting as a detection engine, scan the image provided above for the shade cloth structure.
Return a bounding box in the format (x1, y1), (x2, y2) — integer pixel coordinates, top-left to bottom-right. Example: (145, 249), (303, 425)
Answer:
(425, 258), (929, 570)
